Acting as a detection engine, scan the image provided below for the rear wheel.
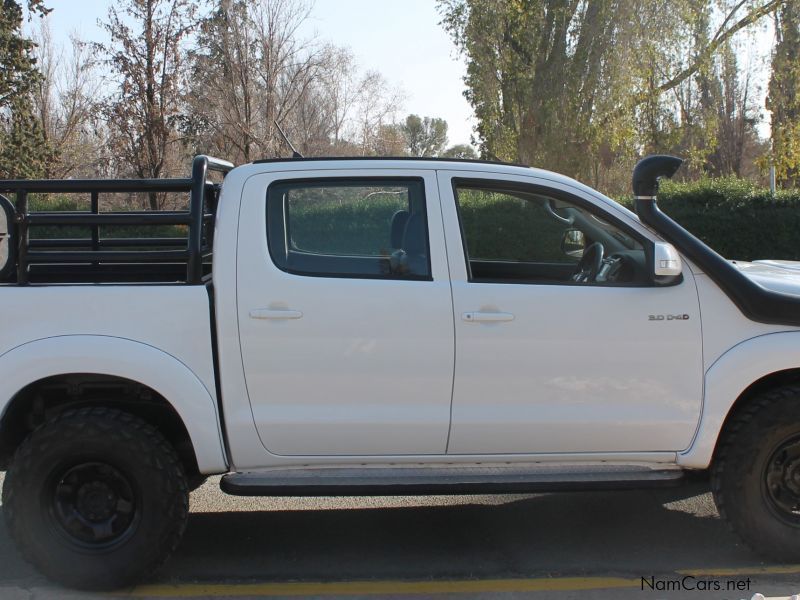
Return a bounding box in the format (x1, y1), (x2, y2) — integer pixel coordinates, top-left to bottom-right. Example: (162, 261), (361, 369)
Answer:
(2, 407), (188, 590)
(712, 384), (800, 560)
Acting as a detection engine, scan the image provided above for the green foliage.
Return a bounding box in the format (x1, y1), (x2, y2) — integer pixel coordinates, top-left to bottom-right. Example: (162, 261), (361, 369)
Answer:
(456, 188), (574, 262)
(766, 3), (800, 186)
(0, 107), (55, 178)
(23, 179), (800, 264)
(289, 177), (800, 264)
(621, 178), (800, 261)
(282, 186), (573, 263)
(0, 0), (41, 104)
(402, 115), (448, 157)
(441, 143), (477, 159)
(287, 188), (407, 256)
(438, 0), (779, 192)
(26, 194), (186, 240)
(0, 0), (55, 178)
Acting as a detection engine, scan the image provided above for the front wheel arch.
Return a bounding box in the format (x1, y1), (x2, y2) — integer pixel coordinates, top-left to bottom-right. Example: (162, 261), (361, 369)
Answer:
(679, 331), (800, 469)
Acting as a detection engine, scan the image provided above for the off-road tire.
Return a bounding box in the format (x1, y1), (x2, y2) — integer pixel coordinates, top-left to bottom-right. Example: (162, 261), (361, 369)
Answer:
(711, 384), (800, 561)
(1, 407), (189, 590)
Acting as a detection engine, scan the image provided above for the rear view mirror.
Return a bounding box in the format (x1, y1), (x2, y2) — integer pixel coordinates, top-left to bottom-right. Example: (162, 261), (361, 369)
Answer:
(0, 195), (15, 281)
(561, 228), (586, 258)
(653, 241), (682, 278)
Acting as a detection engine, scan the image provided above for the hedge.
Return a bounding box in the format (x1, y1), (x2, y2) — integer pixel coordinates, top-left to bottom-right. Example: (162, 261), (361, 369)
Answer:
(20, 180), (800, 263)
(290, 180), (800, 263)
(288, 188), (571, 262)
(621, 179), (800, 262)
(25, 194), (188, 241)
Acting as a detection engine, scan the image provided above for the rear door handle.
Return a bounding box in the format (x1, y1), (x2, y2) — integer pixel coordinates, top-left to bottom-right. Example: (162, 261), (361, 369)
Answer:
(249, 309), (303, 320)
(462, 311), (515, 323)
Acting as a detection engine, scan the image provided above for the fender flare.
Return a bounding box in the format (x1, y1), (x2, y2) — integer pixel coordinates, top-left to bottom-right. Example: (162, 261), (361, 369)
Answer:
(678, 331), (800, 469)
(0, 335), (227, 473)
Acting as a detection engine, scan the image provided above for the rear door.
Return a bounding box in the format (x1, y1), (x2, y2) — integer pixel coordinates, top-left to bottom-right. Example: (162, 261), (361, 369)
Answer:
(236, 169), (454, 456)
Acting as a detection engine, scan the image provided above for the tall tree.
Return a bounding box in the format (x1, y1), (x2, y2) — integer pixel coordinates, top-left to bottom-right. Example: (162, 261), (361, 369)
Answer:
(0, 0), (54, 178)
(707, 41), (762, 177)
(439, 0), (781, 191)
(188, 0), (324, 163)
(98, 0), (195, 209)
(187, 0), (257, 162)
(767, 1), (800, 187)
(402, 114), (448, 156)
(31, 23), (104, 178)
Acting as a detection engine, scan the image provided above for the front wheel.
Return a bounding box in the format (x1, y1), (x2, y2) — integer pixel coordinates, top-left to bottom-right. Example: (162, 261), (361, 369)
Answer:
(712, 384), (800, 561)
(2, 407), (189, 590)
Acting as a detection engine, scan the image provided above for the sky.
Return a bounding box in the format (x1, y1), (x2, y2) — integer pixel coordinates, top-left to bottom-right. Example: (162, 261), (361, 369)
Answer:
(32, 0), (478, 147)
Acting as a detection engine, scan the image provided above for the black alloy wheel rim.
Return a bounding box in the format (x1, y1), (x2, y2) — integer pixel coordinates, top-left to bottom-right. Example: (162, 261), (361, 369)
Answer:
(764, 434), (800, 525)
(48, 462), (139, 550)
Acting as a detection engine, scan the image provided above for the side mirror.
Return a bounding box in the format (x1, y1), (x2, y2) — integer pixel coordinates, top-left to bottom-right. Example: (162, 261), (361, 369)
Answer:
(653, 241), (682, 277)
(0, 195), (15, 281)
(561, 228), (586, 258)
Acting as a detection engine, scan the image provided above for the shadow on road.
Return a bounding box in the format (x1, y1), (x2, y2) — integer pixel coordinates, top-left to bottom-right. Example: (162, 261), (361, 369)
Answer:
(125, 482), (765, 585)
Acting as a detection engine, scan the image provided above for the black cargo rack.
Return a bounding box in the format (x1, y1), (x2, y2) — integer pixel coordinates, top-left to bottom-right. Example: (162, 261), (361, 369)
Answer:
(0, 155), (234, 285)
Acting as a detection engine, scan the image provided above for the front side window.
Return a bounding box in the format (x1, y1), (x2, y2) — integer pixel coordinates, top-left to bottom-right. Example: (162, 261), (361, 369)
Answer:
(454, 182), (648, 285)
(267, 179), (431, 279)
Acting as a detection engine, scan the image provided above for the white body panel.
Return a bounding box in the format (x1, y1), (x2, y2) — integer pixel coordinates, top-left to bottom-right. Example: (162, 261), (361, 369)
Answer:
(436, 170), (704, 454)
(0, 285), (227, 473)
(677, 273), (799, 468)
(2, 159), (799, 476)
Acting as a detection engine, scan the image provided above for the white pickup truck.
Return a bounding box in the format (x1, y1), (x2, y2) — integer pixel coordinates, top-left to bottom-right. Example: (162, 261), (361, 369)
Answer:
(1, 154), (800, 589)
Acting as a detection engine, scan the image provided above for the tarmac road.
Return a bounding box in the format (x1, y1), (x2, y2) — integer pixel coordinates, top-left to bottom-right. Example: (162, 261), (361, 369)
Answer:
(1, 472), (799, 599)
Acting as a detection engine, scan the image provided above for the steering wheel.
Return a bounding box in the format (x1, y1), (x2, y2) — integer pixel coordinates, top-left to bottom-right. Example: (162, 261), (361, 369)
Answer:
(572, 242), (604, 283)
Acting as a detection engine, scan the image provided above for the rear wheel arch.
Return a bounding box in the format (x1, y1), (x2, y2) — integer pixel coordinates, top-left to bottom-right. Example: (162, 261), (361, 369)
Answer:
(0, 335), (227, 474)
(0, 373), (201, 483)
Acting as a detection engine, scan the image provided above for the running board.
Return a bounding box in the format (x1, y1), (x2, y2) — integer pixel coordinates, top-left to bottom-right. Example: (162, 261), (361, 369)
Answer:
(220, 465), (686, 497)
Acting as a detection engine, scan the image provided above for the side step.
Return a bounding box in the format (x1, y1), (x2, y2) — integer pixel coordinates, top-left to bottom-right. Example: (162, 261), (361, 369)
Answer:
(220, 465), (686, 497)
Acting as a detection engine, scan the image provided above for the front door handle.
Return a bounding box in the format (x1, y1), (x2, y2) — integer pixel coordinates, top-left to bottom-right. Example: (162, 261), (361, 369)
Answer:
(249, 309), (303, 320)
(462, 311), (515, 323)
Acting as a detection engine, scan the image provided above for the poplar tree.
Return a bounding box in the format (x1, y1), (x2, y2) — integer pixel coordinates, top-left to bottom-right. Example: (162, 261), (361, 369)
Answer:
(767, 2), (800, 187)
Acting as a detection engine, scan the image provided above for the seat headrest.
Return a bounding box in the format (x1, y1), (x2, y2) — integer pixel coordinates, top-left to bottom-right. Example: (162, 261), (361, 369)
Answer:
(402, 212), (427, 256)
(390, 210), (410, 248)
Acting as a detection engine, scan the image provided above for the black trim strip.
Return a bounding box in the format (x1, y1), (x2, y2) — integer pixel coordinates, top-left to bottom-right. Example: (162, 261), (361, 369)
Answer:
(206, 281), (231, 469)
(220, 469), (685, 497)
(253, 155), (532, 169)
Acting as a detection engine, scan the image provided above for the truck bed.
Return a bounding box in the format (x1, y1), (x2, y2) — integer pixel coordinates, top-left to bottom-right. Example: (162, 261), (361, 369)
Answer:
(0, 284), (218, 399)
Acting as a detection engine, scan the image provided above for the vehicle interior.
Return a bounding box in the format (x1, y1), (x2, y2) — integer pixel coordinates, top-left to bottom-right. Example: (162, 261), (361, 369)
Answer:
(454, 185), (650, 285)
(267, 179), (650, 285)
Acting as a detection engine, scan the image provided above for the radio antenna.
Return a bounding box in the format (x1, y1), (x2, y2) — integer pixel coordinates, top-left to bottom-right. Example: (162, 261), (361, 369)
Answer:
(274, 121), (303, 158)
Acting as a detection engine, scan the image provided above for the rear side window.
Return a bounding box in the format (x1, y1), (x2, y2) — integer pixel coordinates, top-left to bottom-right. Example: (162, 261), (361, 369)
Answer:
(267, 179), (431, 279)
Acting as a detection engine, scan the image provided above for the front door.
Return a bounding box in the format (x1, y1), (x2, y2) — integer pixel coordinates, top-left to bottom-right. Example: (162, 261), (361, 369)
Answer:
(237, 170), (454, 456)
(437, 172), (703, 455)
